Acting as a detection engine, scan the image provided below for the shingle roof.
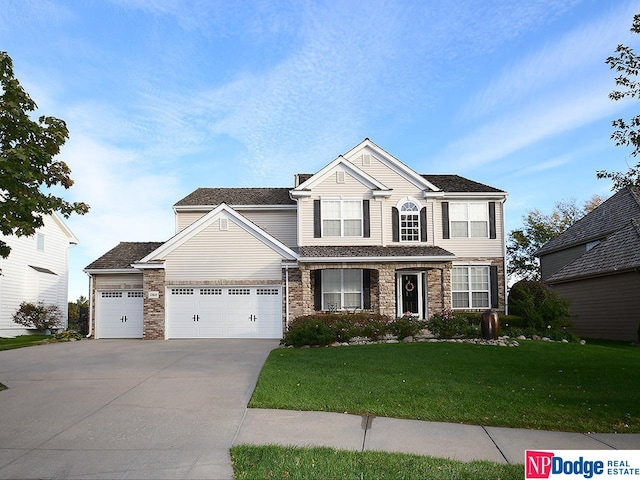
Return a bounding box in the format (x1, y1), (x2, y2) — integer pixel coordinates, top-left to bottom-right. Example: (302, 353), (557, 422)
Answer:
(547, 218), (640, 282)
(174, 188), (295, 207)
(299, 245), (455, 259)
(421, 175), (504, 193)
(85, 242), (165, 270)
(537, 186), (640, 256)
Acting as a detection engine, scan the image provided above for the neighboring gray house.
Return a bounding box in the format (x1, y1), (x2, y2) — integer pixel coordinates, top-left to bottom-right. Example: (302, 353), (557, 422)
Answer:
(85, 139), (508, 339)
(538, 186), (640, 341)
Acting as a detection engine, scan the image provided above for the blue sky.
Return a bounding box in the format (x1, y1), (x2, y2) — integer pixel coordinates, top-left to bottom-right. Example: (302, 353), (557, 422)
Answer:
(1, 0), (639, 300)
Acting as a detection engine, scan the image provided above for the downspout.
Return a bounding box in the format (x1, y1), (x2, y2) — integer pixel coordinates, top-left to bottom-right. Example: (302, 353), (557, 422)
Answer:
(440, 267), (445, 312)
(500, 199), (508, 315)
(285, 265), (290, 331)
(86, 274), (93, 338)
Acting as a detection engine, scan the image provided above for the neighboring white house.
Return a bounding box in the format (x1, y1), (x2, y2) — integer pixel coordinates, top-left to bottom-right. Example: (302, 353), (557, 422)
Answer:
(0, 213), (78, 337)
(85, 139), (508, 340)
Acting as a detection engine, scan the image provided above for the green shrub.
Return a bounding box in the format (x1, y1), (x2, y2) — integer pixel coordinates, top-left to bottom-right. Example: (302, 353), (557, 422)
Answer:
(427, 309), (471, 338)
(357, 316), (391, 341)
(389, 315), (426, 340)
(283, 313), (393, 346)
(54, 330), (83, 341)
(283, 317), (334, 347)
(12, 302), (63, 332)
(508, 281), (573, 331)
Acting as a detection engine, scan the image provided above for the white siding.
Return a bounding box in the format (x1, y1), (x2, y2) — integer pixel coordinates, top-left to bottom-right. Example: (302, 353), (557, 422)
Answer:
(176, 209), (297, 248)
(94, 273), (144, 290)
(165, 216), (285, 282)
(241, 210), (297, 248)
(176, 211), (207, 232)
(435, 200), (505, 258)
(0, 215), (73, 335)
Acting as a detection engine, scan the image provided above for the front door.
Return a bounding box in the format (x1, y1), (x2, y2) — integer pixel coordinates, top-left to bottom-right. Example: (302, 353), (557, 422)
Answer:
(400, 273), (420, 317)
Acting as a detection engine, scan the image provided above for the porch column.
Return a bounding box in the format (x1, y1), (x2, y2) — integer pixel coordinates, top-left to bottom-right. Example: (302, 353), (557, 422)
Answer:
(300, 267), (313, 317)
(378, 264), (396, 318)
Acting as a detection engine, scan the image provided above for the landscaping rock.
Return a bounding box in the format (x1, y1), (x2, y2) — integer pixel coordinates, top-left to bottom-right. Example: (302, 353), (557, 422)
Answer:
(517, 335), (526, 340)
(402, 336), (414, 343)
(532, 335), (541, 341)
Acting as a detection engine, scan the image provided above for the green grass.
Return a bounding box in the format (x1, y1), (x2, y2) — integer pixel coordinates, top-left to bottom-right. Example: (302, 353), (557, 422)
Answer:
(250, 340), (640, 433)
(231, 445), (522, 480)
(0, 335), (53, 351)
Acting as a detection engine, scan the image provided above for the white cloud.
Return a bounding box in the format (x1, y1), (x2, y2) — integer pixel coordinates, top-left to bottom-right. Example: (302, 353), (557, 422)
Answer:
(468, 3), (639, 119)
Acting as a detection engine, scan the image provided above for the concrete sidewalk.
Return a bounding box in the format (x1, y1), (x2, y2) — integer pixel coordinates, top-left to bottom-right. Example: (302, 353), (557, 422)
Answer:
(233, 408), (640, 464)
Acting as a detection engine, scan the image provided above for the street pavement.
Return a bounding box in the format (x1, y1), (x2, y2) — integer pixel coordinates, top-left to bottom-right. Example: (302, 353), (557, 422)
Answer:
(1, 339), (639, 479)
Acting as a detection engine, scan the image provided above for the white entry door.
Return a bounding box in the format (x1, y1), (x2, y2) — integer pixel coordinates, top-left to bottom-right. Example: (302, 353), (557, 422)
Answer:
(95, 290), (144, 338)
(167, 286), (282, 339)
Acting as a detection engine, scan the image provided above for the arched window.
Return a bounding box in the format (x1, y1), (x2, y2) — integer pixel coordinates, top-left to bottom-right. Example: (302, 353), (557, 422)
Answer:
(400, 200), (420, 242)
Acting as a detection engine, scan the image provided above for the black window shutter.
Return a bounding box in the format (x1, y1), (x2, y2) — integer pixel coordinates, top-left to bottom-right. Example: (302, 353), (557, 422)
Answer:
(420, 207), (427, 242)
(392, 207), (399, 242)
(489, 202), (496, 239)
(363, 269), (371, 309)
(490, 266), (499, 308)
(314, 200), (321, 238)
(314, 270), (322, 311)
(363, 200), (370, 238)
(442, 202), (450, 239)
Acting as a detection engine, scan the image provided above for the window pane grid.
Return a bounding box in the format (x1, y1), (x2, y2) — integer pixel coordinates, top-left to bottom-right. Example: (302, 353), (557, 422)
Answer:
(450, 203), (488, 238)
(321, 269), (363, 311)
(322, 200), (362, 237)
(452, 266), (489, 309)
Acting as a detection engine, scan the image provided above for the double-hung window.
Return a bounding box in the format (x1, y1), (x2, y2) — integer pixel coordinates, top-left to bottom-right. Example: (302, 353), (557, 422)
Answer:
(400, 201), (420, 242)
(322, 269), (362, 310)
(452, 266), (490, 309)
(322, 199), (362, 237)
(450, 203), (488, 238)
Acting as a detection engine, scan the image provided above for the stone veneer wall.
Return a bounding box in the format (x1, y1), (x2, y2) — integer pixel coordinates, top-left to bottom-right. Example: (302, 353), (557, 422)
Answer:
(142, 269), (166, 340)
(290, 261), (457, 320)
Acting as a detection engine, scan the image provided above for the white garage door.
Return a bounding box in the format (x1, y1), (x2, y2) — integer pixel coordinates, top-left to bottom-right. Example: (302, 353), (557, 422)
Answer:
(95, 290), (144, 339)
(167, 286), (282, 339)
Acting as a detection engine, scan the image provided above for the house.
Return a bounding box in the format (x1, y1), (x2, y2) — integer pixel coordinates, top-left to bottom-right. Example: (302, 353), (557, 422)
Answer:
(84, 139), (508, 339)
(0, 214), (78, 337)
(537, 186), (640, 341)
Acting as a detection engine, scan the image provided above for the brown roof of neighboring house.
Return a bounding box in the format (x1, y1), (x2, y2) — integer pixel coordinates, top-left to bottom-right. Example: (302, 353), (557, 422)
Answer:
(547, 218), (640, 282)
(174, 188), (295, 207)
(298, 245), (455, 259)
(537, 186), (640, 256)
(85, 242), (165, 270)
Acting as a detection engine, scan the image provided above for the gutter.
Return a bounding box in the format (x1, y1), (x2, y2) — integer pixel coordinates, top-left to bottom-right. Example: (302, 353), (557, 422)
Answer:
(86, 274), (93, 338)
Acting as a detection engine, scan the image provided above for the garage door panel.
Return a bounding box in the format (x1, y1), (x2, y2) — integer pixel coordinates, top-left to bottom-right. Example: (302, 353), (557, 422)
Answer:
(96, 290), (143, 339)
(167, 286), (282, 339)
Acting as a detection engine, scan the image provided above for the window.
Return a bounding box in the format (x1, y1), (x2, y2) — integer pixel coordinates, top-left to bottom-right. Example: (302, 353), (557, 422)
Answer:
(36, 233), (45, 251)
(450, 203), (488, 238)
(322, 269), (362, 310)
(586, 240), (600, 251)
(400, 201), (420, 242)
(322, 199), (362, 237)
(452, 266), (490, 309)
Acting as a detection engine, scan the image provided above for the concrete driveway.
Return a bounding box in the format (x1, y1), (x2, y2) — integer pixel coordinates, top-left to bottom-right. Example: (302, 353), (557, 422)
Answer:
(0, 339), (278, 479)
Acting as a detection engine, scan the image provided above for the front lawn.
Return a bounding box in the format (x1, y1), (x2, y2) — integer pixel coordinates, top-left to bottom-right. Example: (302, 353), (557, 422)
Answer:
(231, 445), (523, 480)
(249, 340), (640, 433)
(0, 335), (53, 351)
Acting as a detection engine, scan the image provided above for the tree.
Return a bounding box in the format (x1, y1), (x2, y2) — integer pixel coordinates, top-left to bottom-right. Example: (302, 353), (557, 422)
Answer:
(597, 13), (640, 190)
(0, 51), (89, 258)
(12, 301), (63, 332)
(506, 196), (603, 281)
(68, 295), (89, 334)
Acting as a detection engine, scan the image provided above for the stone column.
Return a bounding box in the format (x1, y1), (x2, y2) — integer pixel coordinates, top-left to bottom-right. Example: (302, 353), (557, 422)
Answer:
(377, 264), (396, 318)
(142, 268), (165, 340)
